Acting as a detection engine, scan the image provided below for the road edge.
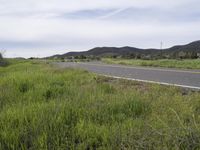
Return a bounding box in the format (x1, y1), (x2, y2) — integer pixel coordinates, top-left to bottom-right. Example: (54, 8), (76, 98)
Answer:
(98, 73), (200, 91)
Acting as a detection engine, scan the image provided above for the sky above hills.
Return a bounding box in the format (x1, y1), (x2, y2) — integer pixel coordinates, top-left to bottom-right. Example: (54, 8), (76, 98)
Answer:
(0, 0), (200, 58)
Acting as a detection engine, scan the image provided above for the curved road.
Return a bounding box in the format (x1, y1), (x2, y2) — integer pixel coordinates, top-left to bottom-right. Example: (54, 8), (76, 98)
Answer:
(57, 62), (200, 90)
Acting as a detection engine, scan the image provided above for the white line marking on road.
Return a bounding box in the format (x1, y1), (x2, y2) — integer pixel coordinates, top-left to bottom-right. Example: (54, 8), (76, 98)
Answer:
(98, 74), (200, 90)
(78, 62), (200, 74)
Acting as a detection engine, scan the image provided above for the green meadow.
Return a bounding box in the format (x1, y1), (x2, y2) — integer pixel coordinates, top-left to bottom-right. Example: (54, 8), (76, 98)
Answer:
(103, 58), (200, 69)
(0, 60), (200, 149)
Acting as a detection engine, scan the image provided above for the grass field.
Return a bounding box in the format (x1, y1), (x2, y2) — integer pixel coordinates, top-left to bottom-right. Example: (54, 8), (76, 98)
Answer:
(103, 58), (200, 69)
(1, 60), (200, 149)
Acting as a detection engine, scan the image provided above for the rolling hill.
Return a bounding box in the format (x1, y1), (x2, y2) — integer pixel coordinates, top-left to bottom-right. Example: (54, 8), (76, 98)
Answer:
(49, 40), (200, 59)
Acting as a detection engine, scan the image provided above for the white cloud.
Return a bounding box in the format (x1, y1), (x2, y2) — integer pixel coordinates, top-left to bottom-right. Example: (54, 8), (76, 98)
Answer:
(0, 0), (197, 16)
(0, 0), (200, 57)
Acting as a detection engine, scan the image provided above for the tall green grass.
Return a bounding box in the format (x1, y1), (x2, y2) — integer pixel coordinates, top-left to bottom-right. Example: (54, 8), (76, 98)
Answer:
(103, 58), (200, 69)
(0, 60), (200, 149)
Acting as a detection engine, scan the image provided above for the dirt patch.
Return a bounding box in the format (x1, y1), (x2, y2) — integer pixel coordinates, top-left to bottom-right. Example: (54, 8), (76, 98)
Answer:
(94, 76), (117, 84)
(94, 75), (150, 93)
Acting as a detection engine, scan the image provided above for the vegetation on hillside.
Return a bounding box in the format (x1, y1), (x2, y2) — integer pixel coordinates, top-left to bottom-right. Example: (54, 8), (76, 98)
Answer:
(103, 58), (200, 69)
(49, 41), (200, 60)
(1, 60), (200, 149)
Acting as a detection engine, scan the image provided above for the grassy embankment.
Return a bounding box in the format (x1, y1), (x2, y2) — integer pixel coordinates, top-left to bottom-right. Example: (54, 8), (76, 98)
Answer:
(103, 58), (200, 69)
(1, 60), (200, 149)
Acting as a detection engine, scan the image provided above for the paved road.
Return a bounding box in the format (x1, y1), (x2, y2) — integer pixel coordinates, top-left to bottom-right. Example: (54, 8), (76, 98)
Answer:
(57, 62), (200, 90)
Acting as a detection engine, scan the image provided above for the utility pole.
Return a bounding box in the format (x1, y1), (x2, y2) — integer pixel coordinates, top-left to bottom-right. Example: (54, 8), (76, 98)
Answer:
(160, 41), (163, 50)
(160, 41), (163, 58)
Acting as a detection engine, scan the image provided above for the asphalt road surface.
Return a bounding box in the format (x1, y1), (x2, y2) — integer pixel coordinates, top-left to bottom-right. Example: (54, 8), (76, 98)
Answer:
(57, 62), (200, 90)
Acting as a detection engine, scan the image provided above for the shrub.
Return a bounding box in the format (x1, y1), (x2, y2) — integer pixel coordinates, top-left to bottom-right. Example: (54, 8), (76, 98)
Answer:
(0, 53), (3, 65)
(0, 53), (8, 67)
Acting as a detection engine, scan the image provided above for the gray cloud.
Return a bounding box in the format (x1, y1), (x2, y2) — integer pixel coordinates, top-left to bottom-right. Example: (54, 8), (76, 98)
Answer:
(0, 0), (199, 57)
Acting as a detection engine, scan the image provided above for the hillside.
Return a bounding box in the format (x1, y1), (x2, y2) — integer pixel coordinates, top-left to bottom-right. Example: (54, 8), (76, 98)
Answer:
(49, 41), (200, 59)
(166, 41), (200, 54)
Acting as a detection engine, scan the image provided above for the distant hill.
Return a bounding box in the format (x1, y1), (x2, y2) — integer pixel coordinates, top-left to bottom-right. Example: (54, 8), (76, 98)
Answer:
(166, 41), (200, 53)
(48, 41), (200, 59)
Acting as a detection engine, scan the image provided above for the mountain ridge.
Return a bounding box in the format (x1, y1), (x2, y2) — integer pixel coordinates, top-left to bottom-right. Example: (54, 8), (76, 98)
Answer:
(48, 40), (200, 59)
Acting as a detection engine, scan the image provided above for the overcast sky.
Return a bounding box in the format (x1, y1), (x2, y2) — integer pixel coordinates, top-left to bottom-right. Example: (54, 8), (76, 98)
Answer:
(0, 0), (200, 58)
